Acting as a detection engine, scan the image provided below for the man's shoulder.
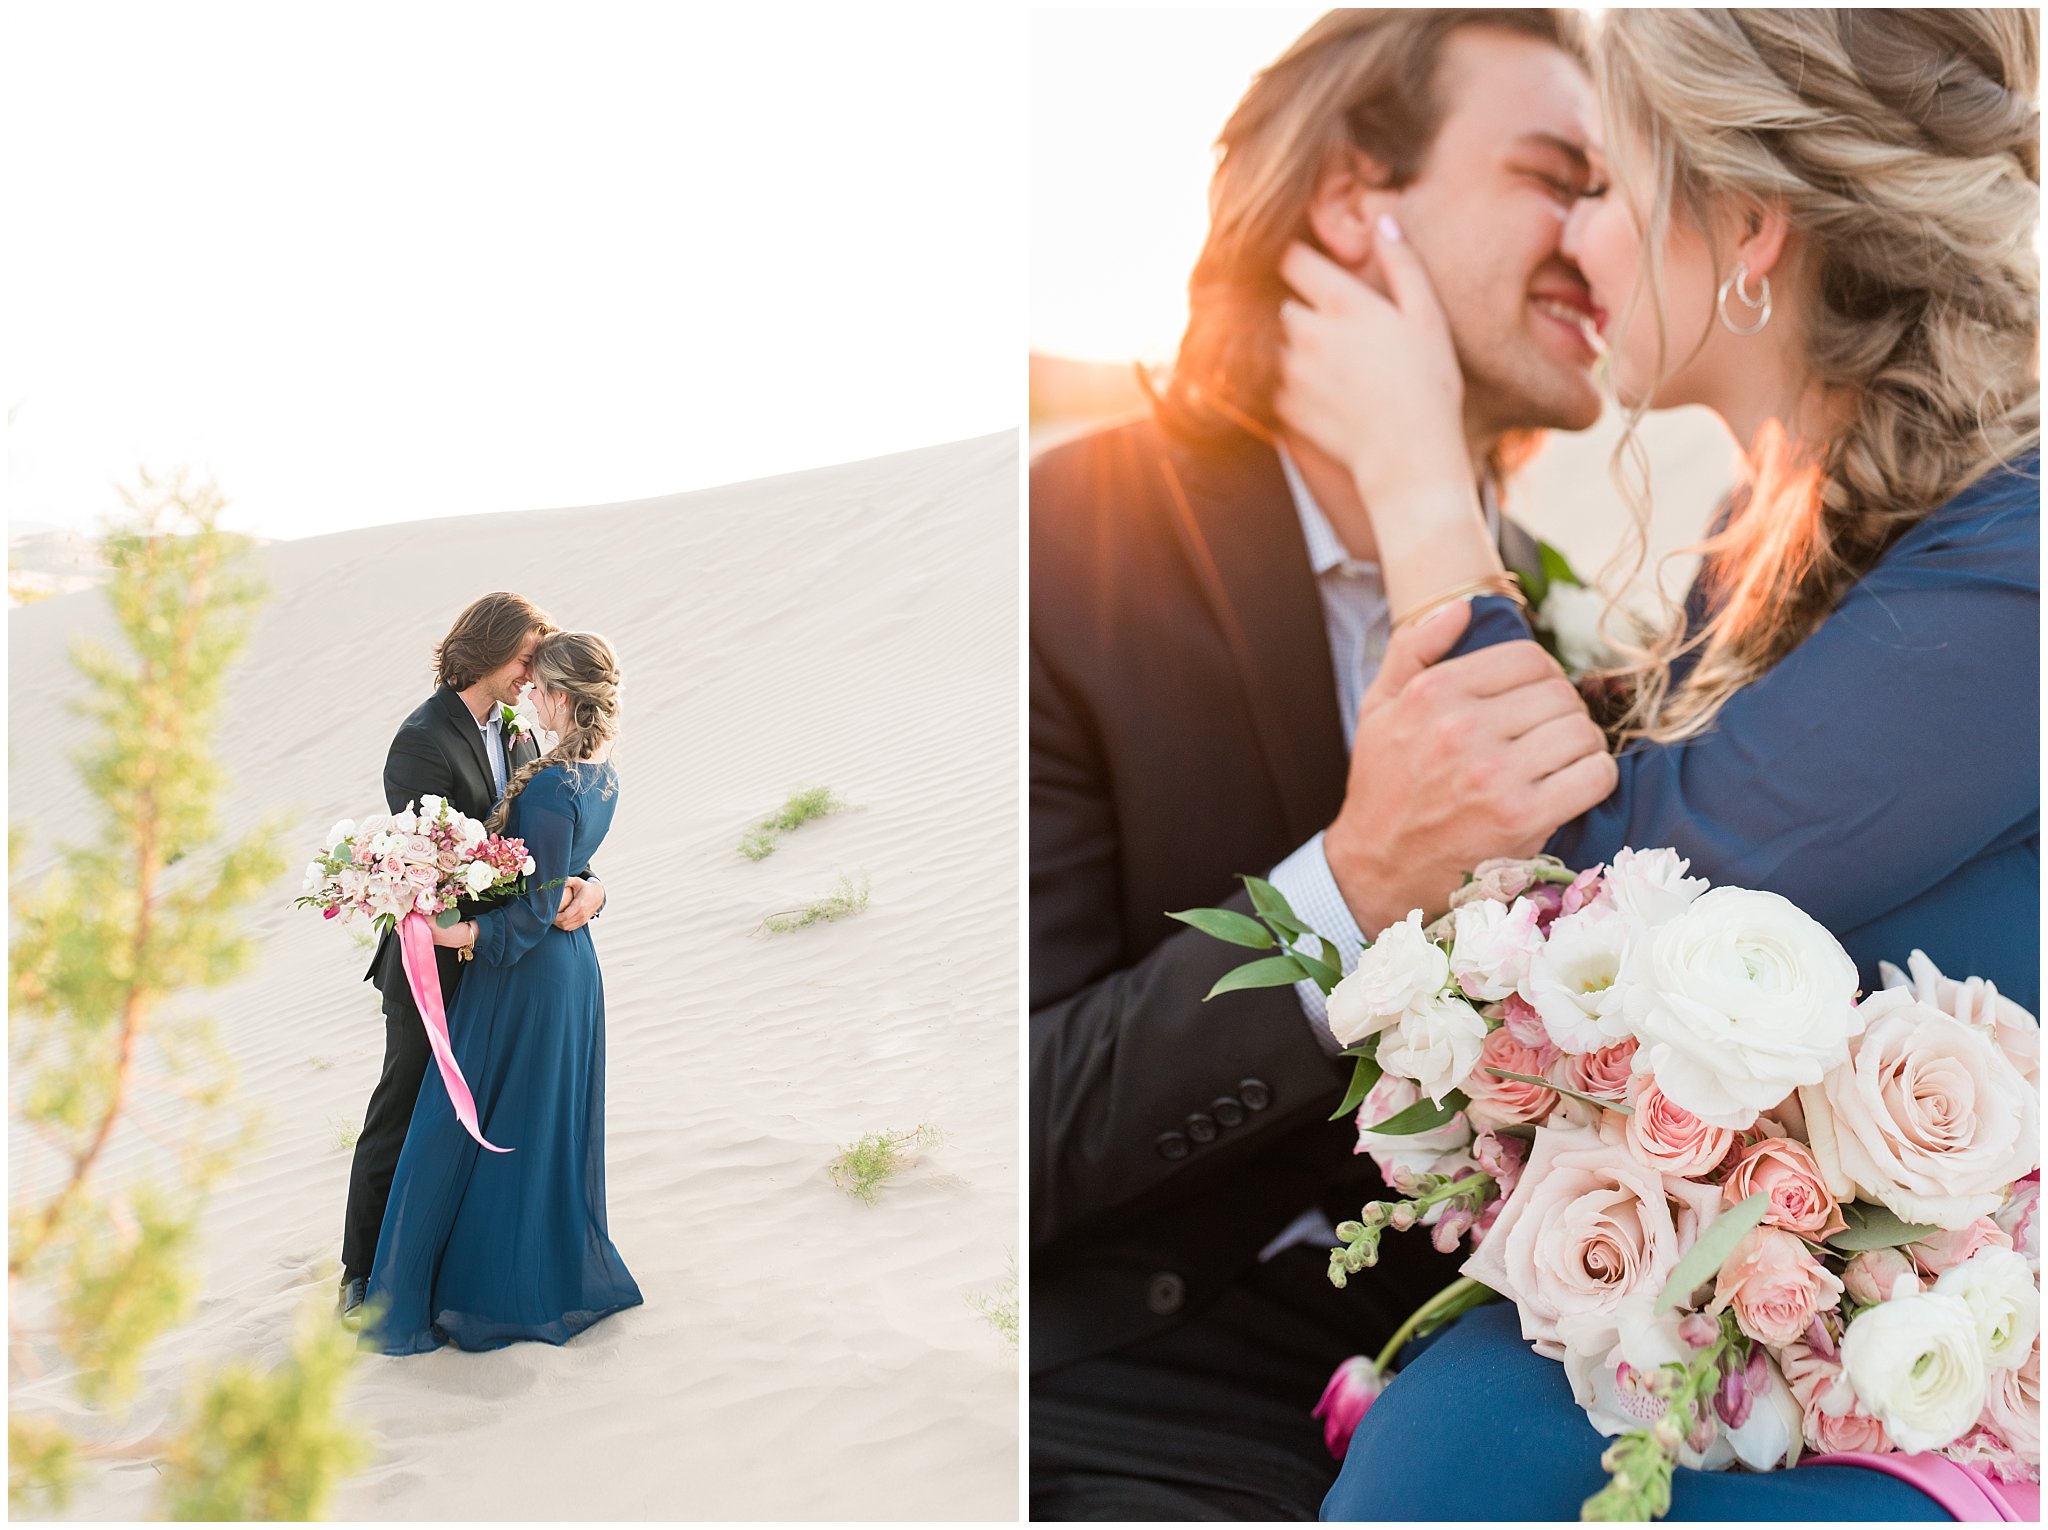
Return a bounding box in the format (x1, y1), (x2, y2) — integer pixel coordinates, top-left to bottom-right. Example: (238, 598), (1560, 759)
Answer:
(391, 691), (453, 747)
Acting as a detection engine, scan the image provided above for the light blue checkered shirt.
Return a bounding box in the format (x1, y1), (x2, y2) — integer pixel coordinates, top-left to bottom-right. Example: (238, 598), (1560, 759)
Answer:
(1266, 449), (1498, 1051)
(480, 711), (508, 799)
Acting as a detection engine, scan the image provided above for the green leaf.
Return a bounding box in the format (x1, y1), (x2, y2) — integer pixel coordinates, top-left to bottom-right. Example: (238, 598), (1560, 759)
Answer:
(1260, 910), (1309, 944)
(1410, 1276), (1500, 1341)
(1166, 907), (1275, 950)
(434, 908), (462, 928)
(1361, 1088), (1470, 1136)
(1328, 1050), (1384, 1122)
(1516, 560), (1550, 609)
(1204, 954), (1310, 1001)
(1483, 1068), (1633, 1116)
(1658, 1192), (1768, 1312)
(1296, 947), (1342, 995)
(1826, 1202), (1940, 1254)
(1539, 539), (1582, 589)
(1240, 874), (1300, 927)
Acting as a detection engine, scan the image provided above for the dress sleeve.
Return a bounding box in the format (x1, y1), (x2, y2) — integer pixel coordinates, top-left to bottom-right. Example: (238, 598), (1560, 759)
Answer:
(1445, 507), (2039, 936)
(471, 770), (578, 967)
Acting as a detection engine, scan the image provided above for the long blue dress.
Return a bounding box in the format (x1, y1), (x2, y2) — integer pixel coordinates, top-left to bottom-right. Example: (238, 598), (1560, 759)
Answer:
(1323, 454), (2039, 1522)
(364, 762), (643, 1355)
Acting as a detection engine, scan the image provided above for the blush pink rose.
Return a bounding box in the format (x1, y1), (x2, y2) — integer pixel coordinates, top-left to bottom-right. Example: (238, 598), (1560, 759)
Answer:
(378, 855), (405, 877)
(405, 833), (438, 862)
(1709, 1227), (1846, 1347)
(1911, 1217), (2014, 1277)
(402, 862), (439, 889)
(1780, 1339), (1892, 1455)
(1560, 1039), (1638, 1105)
(1461, 1123), (1722, 1361)
(1463, 1026), (1560, 1128)
(1620, 1075), (1735, 1179)
(1841, 1246), (1922, 1306)
(1499, 992), (1550, 1047)
(1995, 1173), (2039, 1268)
(1977, 1335), (2039, 1475)
(1721, 1137), (1847, 1242)
(1703, 1228), (1851, 1343)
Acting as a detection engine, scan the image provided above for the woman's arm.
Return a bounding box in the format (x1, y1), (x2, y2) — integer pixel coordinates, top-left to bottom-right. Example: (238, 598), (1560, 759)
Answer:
(470, 771), (579, 967)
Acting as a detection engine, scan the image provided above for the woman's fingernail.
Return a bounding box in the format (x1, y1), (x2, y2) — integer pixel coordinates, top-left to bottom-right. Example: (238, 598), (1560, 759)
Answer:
(1377, 213), (1403, 244)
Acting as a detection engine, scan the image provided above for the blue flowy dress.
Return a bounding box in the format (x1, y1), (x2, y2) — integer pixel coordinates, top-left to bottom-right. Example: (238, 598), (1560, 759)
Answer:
(364, 761), (643, 1355)
(1322, 454), (2039, 1522)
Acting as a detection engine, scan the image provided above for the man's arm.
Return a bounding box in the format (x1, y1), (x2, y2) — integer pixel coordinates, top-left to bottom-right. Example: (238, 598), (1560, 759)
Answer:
(384, 725), (458, 816)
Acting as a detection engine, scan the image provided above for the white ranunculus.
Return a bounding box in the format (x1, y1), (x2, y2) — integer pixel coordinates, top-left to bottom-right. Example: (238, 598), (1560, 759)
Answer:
(1622, 887), (1860, 1129)
(1602, 846), (1708, 934)
(1933, 1248), (2040, 1372)
(1449, 896), (1543, 1002)
(1538, 581), (1621, 676)
(1327, 911), (1450, 1047)
(1519, 901), (1632, 1054)
(1840, 1285), (1988, 1453)
(1878, 948), (2038, 1089)
(462, 860), (497, 894)
(1374, 991), (1489, 1105)
(1800, 990), (2038, 1229)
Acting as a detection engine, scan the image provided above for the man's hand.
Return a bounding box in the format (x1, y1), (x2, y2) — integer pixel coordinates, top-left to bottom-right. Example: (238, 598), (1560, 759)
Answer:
(553, 876), (606, 931)
(1324, 602), (1617, 936)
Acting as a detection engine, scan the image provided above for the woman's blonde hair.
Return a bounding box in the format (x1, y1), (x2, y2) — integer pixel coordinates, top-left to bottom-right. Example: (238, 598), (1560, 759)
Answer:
(1590, 8), (2039, 744)
(486, 631), (622, 832)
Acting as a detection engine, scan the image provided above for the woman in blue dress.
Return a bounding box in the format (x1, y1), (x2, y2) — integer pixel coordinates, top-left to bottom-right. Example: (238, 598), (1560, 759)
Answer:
(1271, 8), (2037, 1520)
(364, 631), (642, 1355)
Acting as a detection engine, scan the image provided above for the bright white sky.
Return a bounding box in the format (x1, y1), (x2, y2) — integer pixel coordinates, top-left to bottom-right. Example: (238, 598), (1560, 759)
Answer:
(1031, 8), (1319, 367)
(3, 6), (1023, 540)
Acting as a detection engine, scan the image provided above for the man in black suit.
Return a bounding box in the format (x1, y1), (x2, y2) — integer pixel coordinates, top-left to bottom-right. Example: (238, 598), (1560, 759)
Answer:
(337, 591), (607, 1319)
(1031, 10), (1620, 1519)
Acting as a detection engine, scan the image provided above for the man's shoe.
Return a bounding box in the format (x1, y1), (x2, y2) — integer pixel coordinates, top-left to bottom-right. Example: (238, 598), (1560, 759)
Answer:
(337, 1276), (368, 1328)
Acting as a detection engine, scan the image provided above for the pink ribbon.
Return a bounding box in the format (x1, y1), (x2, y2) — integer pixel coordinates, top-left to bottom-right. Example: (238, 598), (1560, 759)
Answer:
(397, 911), (511, 1154)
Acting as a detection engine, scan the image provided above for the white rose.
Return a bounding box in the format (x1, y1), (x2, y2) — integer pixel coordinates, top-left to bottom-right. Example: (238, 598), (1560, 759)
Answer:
(1537, 581), (1620, 676)
(324, 818), (355, 849)
(1800, 990), (2038, 1229)
(463, 860), (497, 894)
(1374, 991), (1489, 1105)
(358, 812), (392, 836)
(1933, 1248), (2040, 1372)
(1449, 896), (1543, 1002)
(1327, 911), (1450, 1047)
(456, 818), (488, 851)
(418, 794), (445, 820)
(1602, 846), (1708, 934)
(1519, 901), (1631, 1054)
(1877, 949), (2037, 1089)
(1840, 1284), (1988, 1453)
(1623, 887), (1860, 1129)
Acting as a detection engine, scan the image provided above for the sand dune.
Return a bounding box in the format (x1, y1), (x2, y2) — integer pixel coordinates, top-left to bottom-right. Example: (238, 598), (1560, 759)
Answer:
(8, 433), (1020, 1520)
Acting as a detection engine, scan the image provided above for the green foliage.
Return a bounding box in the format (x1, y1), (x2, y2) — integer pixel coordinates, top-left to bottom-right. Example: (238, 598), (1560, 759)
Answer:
(829, 1123), (942, 1204)
(762, 873), (871, 933)
(968, 1251), (1019, 1349)
(159, 1311), (369, 1521)
(738, 785), (852, 861)
(1186, 873), (1345, 1001)
(7, 472), (365, 1517)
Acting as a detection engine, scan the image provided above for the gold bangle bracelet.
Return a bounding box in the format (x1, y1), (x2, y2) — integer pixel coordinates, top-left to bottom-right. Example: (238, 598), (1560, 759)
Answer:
(1391, 573), (1528, 632)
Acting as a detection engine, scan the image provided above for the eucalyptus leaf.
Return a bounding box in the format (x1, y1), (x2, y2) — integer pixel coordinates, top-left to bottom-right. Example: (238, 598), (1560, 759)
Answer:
(1826, 1202), (1940, 1253)
(1328, 1051), (1384, 1122)
(434, 908), (462, 928)
(1167, 907), (1275, 950)
(1361, 1089), (1470, 1137)
(1204, 954), (1310, 1001)
(1241, 874), (1300, 927)
(1657, 1192), (1769, 1312)
(1484, 1068), (1633, 1116)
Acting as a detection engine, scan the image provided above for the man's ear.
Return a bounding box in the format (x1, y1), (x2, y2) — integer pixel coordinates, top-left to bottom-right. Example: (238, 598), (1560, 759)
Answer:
(1306, 144), (1397, 270)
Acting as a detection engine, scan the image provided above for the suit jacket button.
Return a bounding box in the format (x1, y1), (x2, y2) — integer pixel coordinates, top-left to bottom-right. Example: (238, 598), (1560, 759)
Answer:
(1239, 1078), (1273, 1111)
(1155, 1131), (1190, 1161)
(1145, 1271), (1186, 1316)
(1211, 1095), (1246, 1127)
(1184, 1111), (1218, 1144)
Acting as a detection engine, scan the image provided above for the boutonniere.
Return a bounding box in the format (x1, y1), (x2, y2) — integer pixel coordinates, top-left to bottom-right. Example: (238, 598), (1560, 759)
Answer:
(1514, 540), (1640, 680)
(499, 703), (534, 748)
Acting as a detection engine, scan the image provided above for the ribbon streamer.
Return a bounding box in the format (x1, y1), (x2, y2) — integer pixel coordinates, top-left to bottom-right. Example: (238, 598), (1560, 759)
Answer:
(397, 911), (512, 1153)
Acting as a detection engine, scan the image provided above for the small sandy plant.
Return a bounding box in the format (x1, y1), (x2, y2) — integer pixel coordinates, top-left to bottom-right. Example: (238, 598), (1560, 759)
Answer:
(760, 872), (870, 933)
(829, 1123), (942, 1205)
(968, 1251), (1019, 1349)
(738, 785), (851, 862)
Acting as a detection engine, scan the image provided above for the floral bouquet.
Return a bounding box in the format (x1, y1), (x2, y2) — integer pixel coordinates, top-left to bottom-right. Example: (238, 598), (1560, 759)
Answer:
(296, 795), (541, 1152)
(1179, 848), (2039, 1519)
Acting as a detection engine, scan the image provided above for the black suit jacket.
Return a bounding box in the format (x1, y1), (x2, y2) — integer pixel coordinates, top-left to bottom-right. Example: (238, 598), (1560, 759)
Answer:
(1030, 416), (1539, 1375)
(363, 687), (569, 1000)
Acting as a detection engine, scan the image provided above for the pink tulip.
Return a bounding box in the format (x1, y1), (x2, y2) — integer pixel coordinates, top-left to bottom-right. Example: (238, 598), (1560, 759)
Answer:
(1312, 1356), (1386, 1459)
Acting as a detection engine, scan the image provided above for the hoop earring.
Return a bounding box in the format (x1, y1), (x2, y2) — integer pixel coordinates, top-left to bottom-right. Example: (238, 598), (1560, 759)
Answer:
(1716, 261), (1772, 336)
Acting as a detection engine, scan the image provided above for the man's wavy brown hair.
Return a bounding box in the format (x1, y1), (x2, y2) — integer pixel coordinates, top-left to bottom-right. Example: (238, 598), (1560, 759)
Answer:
(433, 592), (557, 691)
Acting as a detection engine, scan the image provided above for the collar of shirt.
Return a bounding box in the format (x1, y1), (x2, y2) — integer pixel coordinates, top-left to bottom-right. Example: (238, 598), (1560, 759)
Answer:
(1277, 444), (1502, 573)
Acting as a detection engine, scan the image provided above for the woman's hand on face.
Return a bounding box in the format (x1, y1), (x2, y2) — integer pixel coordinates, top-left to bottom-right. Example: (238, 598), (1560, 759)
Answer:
(428, 918), (476, 950)
(1275, 220), (1468, 504)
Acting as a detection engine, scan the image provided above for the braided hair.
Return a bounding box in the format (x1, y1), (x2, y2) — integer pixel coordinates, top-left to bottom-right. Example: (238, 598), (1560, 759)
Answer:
(485, 631), (622, 833)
